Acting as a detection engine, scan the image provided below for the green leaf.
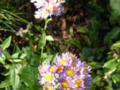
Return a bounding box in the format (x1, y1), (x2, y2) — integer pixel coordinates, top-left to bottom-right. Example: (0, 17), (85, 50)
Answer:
(77, 26), (88, 33)
(10, 65), (21, 90)
(46, 35), (54, 41)
(104, 27), (120, 46)
(0, 78), (11, 88)
(111, 42), (120, 55)
(40, 53), (54, 63)
(20, 53), (27, 59)
(87, 19), (99, 47)
(65, 39), (81, 48)
(110, 0), (120, 21)
(1, 36), (12, 50)
(0, 53), (6, 64)
(103, 59), (118, 69)
(45, 55), (53, 63)
(12, 59), (23, 63)
(20, 66), (39, 89)
(20, 66), (33, 85)
(112, 75), (120, 83)
(112, 42), (120, 49)
(34, 25), (43, 33)
(110, 0), (120, 15)
(26, 22), (33, 30)
(11, 52), (20, 59)
(92, 76), (101, 84)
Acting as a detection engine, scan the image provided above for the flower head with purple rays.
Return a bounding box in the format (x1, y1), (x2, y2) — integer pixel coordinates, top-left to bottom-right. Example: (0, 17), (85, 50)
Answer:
(43, 83), (55, 90)
(31, 0), (65, 19)
(38, 52), (92, 90)
(38, 63), (50, 74)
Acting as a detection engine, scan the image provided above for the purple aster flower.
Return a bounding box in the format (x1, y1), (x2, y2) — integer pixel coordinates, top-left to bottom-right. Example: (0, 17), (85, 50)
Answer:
(38, 63), (50, 75)
(59, 77), (74, 89)
(80, 62), (91, 75)
(55, 52), (74, 66)
(72, 75), (85, 90)
(38, 52), (91, 90)
(56, 65), (65, 74)
(31, 0), (65, 19)
(49, 65), (57, 73)
(39, 72), (56, 85)
(55, 56), (68, 66)
(62, 66), (76, 78)
(83, 75), (92, 87)
(43, 83), (55, 90)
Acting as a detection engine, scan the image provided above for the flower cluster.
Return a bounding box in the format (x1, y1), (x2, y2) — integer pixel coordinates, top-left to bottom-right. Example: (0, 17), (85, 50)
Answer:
(38, 52), (91, 90)
(31, 0), (65, 19)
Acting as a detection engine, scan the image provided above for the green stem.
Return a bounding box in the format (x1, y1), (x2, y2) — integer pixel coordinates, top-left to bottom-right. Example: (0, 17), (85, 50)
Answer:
(40, 19), (51, 63)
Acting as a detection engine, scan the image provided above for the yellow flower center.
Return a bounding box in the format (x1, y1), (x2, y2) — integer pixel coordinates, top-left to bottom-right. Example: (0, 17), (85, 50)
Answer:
(81, 67), (88, 74)
(60, 59), (67, 65)
(49, 66), (56, 72)
(44, 74), (53, 82)
(45, 85), (53, 90)
(71, 55), (77, 60)
(61, 79), (70, 88)
(75, 79), (83, 87)
(72, 62), (77, 67)
(53, 7), (59, 13)
(65, 68), (75, 77)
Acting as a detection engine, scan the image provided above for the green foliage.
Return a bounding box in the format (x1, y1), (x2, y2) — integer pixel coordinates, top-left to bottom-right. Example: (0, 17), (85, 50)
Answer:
(0, 36), (12, 50)
(110, 0), (120, 23)
(104, 27), (120, 46)
(0, 0), (29, 32)
(103, 42), (120, 89)
(18, 65), (41, 90)
(0, 9), (28, 32)
(0, 36), (12, 64)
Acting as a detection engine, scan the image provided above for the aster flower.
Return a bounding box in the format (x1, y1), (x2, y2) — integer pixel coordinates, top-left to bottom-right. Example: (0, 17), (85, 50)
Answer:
(55, 52), (73, 66)
(38, 52), (92, 90)
(63, 66), (76, 77)
(49, 65), (57, 73)
(80, 62), (91, 75)
(72, 75), (85, 90)
(59, 77), (74, 89)
(56, 56), (69, 66)
(56, 65), (64, 74)
(39, 72), (56, 85)
(83, 75), (92, 87)
(38, 63), (50, 74)
(43, 83), (55, 90)
(31, 0), (65, 19)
